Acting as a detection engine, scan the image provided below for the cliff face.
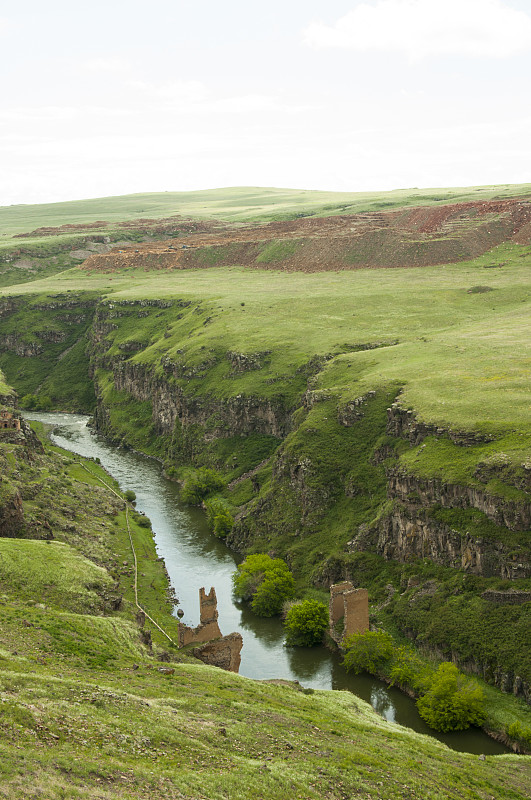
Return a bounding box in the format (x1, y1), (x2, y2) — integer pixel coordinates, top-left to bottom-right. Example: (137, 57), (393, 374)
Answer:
(0, 292), (529, 698)
(353, 506), (530, 580)
(110, 360), (291, 439)
(0, 293), (98, 410)
(0, 488), (25, 537)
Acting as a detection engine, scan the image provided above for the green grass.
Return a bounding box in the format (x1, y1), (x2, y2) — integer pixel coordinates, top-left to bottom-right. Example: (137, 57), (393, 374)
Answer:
(5, 241), (525, 443)
(0, 368), (13, 400)
(257, 239), (302, 262)
(2, 183), (531, 234)
(0, 658), (530, 800)
(0, 539), (113, 614)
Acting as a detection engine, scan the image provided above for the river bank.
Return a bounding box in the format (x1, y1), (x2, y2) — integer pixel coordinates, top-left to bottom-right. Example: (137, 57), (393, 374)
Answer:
(25, 411), (525, 755)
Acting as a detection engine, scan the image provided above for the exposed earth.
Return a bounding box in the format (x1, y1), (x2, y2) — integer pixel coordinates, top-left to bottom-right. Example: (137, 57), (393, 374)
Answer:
(79, 197), (531, 273)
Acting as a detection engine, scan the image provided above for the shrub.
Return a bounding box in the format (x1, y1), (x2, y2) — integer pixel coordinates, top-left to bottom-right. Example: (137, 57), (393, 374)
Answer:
(389, 645), (433, 693)
(180, 467), (224, 505)
(204, 498), (233, 539)
(124, 490), (136, 503)
(416, 663), (486, 732)
(506, 721), (531, 750)
(232, 554), (295, 616)
(343, 630), (394, 675)
(467, 285), (493, 294)
(20, 393), (52, 411)
(284, 599), (329, 647)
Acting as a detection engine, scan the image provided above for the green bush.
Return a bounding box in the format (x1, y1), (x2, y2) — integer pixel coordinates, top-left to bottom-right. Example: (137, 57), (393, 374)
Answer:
(124, 489), (136, 503)
(416, 663), (487, 732)
(232, 554), (295, 617)
(20, 393), (52, 411)
(204, 498), (233, 539)
(180, 467), (224, 505)
(284, 599), (329, 646)
(389, 645), (433, 693)
(343, 630), (394, 674)
(505, 721), (531, 750)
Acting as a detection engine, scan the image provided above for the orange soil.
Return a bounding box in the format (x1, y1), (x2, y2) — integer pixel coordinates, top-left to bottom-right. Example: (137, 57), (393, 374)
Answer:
(81, 198), (531, 274)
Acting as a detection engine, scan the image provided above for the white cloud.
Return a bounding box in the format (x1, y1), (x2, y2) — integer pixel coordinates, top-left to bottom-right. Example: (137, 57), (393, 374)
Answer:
(84, 57), (131, 73)
(303, 0), (531, 60)
(0, 106), (131, 123)
(128, 79), (208, 104)
(126, 81), (309, 116)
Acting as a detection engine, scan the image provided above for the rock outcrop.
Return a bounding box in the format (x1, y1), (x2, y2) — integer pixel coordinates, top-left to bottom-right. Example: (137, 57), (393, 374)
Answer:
(356, 505), (530, 579)
(386, 467), (531, 532)
(0, 488), (25, 537)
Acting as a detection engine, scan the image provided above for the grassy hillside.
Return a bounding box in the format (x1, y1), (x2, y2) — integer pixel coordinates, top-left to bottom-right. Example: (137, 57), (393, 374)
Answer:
(2, 242), (529, 441)
(2, 183), (531, 234)
(0, 402), (528, 799)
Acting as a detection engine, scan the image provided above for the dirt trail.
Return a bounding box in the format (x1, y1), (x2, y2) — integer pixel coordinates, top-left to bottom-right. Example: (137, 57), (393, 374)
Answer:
(81, 198), (531, 274)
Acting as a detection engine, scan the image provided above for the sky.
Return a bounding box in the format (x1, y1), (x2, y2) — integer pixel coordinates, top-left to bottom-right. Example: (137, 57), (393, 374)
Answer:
(1, 0), (531, 205)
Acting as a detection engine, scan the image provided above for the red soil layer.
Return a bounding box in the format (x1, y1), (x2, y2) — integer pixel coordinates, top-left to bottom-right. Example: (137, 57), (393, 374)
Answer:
(14, 216), (229, 239)
(81, 198), (531, 274)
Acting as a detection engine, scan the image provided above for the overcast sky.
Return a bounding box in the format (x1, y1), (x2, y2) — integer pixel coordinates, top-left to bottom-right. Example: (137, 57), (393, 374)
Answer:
(1, 0), (531, 205)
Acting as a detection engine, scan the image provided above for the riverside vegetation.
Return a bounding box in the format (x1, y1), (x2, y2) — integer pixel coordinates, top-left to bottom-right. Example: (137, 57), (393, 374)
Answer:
(0, 185), (530, 796)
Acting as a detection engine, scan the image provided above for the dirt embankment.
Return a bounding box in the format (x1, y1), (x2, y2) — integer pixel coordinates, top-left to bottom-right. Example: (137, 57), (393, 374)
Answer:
(81, 197), (531, 274)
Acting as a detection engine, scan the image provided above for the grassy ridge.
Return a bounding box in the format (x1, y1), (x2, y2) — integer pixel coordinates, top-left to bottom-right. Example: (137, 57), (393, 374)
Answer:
(2, 183), (531, 234)
(4, 242), (526, 443)
(2, 660), (531, 800)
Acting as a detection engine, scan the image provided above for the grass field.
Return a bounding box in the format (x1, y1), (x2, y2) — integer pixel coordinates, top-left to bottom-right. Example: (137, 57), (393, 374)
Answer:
(2, 241), (529, 443)
(2, 183), (531, 234)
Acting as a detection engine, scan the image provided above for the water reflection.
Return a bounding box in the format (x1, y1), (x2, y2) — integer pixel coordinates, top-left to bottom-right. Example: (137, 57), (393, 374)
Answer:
(26, 412), (508, 755)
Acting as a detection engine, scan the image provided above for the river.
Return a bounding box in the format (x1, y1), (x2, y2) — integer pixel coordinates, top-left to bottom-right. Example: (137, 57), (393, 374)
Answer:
(27, 412), (508, 755)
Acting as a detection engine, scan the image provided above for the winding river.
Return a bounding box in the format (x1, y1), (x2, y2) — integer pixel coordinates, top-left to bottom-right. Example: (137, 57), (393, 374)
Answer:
(28, 412), (508, 755)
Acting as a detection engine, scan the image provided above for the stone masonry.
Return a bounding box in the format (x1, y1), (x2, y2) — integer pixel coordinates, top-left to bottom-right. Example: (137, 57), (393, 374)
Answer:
(178, 587), (243, 673)
(329, 581), (369, 645)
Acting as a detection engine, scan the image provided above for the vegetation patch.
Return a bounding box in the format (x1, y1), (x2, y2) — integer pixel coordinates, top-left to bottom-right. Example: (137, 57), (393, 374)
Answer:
(232, 554), (295, 616)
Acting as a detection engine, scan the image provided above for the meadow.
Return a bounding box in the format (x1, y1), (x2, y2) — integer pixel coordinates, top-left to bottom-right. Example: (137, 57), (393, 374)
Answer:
(1, 182), (531, 234)
(2, 240), (530, 446)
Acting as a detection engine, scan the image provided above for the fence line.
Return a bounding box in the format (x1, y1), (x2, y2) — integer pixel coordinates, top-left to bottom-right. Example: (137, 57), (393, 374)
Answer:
(80, 462), (176, 645)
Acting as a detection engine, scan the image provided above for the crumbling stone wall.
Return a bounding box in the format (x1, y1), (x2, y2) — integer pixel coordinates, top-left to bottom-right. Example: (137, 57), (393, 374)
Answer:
(193, 632), (243, 673)
(178, 586), (243, 673)
(178, 587), (222, 646)
(329, 581), (369, 645)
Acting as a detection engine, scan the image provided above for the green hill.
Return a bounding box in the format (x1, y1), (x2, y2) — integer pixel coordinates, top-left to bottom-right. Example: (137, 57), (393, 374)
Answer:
(2, 183), (531, 234)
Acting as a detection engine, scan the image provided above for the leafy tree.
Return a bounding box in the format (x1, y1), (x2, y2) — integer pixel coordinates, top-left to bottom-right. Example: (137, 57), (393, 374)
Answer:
(251, 569), (295, 616)
(343, 630), (394, 675)
(124, 490), (136, 503)
(232, 554), (294, 616)
(20, 393), (52, 411)
(416, 663), (486, 732)
(20, 394), (38, 410)
(284, 599), (329, 646)
(204, 498), (233, 539)
(180, 467), (224, 505)
(505, 721), (531, 749)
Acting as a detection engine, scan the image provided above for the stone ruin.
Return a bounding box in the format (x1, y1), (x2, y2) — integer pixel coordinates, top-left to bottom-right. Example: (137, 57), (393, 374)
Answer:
(178, 587), (243, 673)
(329, 581), (369, 645)
(0, 409), (21, 431)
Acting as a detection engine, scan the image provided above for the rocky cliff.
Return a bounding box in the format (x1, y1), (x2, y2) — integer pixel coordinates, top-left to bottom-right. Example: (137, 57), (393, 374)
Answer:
(0, 292), (529, 698)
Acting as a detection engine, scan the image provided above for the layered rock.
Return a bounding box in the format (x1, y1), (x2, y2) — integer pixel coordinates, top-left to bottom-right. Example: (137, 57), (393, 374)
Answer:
(353, 505), (530, 579)
(387, 467), (531, 532)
